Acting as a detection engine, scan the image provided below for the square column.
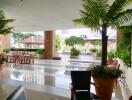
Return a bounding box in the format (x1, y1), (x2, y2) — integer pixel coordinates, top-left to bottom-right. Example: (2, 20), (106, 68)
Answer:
(0, 34), (10, 51)
(44, 31), (56, 59)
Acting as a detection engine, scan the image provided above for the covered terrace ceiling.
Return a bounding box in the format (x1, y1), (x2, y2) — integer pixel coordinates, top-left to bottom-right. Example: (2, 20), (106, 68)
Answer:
(0, 0), (131, 32)
(0, 0), (83, 32)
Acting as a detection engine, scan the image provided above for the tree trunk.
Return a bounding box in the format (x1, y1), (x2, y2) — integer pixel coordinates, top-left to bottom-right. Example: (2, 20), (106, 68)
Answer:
(101, 23), (108, 66)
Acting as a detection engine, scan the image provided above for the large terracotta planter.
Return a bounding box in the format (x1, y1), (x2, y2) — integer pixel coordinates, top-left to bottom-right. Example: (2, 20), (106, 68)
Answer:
(93, 76), (116, 100)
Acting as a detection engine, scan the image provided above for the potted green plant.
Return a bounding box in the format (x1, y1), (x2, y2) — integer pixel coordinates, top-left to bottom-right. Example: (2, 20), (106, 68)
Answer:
(36, 49), (44, 59)
(89, 48), (98, 53)
(91, 65), (123, 100)
(65, 36), (85, 58)
(73, 0), (132, 99)
(96, 50), (102, 60)
(89, 48), (98, 58)
(70, 48), (80, 58)
(107, 51), (116, 64)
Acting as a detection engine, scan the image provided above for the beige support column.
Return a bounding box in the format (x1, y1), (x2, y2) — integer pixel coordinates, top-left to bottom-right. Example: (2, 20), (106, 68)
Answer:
(0, 34), (10, 51)
(44, 30), (56, 59)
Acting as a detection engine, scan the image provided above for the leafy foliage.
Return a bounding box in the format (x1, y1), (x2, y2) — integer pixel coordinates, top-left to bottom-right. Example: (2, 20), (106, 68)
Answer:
(56, 34), (61, 50)
(0, 52), (6, 64)
(3, 48), (44, 52)
(96, 49), (102, 57)
(116, 32), (131, 67)
(91, 40), (102, 45)
(35, 49), (44, 55)
(65, 36), (85, 48)
(107, 51), (116, 59)
(74, 0), (132, 66)
(116, 50), (131, 67)
(0, 10), (14, 35)
(12, 32), (35, 43)
(70, 48), (80, 57)
(3, 48), (11, 53)
(65, 36), (84, 57)
(89, 48), (98, 53)
(91, 65), (123, 79)
(75, 0), (132, 28)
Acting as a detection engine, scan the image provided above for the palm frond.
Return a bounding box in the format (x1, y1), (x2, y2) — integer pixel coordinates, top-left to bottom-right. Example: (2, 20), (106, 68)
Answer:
(82, 0), (109, 19)
(74, 0), (109, 29)
(107, 0), (132, 20)
(0, 9), (14, 34)
(0, 27), (13, 35)
(113, 9), (132, 26)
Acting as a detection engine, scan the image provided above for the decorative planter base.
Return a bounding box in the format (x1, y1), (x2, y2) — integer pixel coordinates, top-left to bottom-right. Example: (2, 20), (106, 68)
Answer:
(93, 77), (116, 100)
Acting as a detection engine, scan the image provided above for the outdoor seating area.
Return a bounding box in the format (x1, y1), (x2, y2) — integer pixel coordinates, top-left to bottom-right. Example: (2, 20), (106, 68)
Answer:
(6, 51), (34, 65)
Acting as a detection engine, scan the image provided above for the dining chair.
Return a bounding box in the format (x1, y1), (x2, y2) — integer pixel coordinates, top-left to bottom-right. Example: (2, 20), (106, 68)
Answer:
(6, 85), (27, 100)
(129, 96), (132, 100)
(70, 71), (100, 100)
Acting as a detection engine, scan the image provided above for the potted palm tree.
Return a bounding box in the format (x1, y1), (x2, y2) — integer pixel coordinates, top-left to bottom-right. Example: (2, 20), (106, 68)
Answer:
(65, 36), (85, 58)
(96, 49), (102, 60)
(91, 65), (123, 100)
(74, 0), (132, 100)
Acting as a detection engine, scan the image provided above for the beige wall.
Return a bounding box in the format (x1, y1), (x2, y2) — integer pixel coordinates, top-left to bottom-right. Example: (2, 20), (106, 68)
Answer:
(0, 34), (10, 51)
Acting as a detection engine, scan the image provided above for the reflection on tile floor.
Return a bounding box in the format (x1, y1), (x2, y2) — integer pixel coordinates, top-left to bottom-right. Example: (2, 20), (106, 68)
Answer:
(1, 60), (91, 89)
(0, 59), (123, 100)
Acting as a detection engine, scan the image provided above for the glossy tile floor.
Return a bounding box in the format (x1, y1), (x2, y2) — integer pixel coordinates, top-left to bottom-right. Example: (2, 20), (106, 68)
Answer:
(0, 54), (123, 100)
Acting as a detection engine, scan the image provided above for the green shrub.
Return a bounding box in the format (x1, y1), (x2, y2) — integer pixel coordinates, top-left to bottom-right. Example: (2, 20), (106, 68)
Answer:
(116, 32), (131, 67)
(89, 48), (98, 53)
(116, 50), (131, 67)
(70, 48), (80, 57)
(3, 48), (11, 53)
(96, 50), (102, 57)
(107, 51), (115, 59)
(36, 49), (44, 55)
(91, 65), (123, 79)
(3, 48), (44, 52)
(91, 40), (102, 45)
